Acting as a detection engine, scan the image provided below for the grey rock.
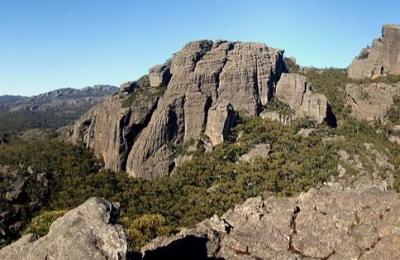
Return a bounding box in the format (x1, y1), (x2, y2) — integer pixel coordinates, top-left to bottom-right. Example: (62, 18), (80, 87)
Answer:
(124, 40), (285, 179)
(260, 110), (293, 125)
(71, 80), (160, 172)
(276, 73), (332, 124)
(346, 82), (400, 121)
(239, 143), (271, 162)
(142, 184), (400, 259)
(149, 63), (171, 87)
(205, 101), (235, 147)
(348, 24), (400, 79)
(0, 197), (127, 260)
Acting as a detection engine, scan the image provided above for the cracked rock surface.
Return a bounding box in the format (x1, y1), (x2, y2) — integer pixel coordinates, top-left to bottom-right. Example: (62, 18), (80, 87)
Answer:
(142, 183), (400, 259)
(0, 197), (127, 260)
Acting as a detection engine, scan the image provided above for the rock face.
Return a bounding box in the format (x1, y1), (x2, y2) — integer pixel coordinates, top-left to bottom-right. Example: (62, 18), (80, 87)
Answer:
(0, 197), (127, 260)
(346, 82), (400, 121)
(149, 63), (171, 87)
(142, 183), (400, 259)
(72, 40), (286, 179)
(71, 77), (160, 172)
(348, 24), (400, 79)
(205, 101), (235, 146)
(276, 73), (332, 124)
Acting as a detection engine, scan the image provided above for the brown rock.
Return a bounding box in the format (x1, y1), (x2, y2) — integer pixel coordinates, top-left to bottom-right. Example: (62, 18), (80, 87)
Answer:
(348, 24), (400, 79)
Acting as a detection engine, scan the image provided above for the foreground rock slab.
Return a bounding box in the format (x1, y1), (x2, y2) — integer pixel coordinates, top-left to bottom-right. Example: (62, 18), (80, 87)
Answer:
(142, 184), (400, 259)
(0, 197), (127, 260)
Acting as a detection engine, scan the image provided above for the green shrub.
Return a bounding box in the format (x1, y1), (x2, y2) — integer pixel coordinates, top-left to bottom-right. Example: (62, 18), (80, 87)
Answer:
(23, 210), (67, 237)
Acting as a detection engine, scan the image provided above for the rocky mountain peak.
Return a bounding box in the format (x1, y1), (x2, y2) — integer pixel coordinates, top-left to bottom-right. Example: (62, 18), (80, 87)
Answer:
(70, 40), (333, 180)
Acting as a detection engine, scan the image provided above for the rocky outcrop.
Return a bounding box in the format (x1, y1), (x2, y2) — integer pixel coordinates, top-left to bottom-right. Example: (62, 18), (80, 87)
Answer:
(142, 183), (400, 259)
(0, 197), (127, 260)
(71, 41), (336, 179)
(149, 63), (171, 87)
(346, 82), (400, 121)
(348, 24), (400, 79)
(124, 41), (286, 179)
(260, 110), (293, 125)
(276, 73), (333, 124)
(239, 143), (271, 162)
(72, 40), (286, 179)
(205, 101), (235, 146)
(71, 77), (160, 172)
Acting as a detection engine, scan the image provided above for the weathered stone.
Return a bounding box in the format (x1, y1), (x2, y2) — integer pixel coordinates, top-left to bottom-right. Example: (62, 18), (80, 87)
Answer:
(71, 82), (160, 172)
(345, 82), (400, 121)
(275, 73), (333, 124)
(0, 197), (127, 260)
(123, 40), (285, 179)
(142, 184), (400, 259)
(239, 143), (271, 162)
(149, 63), (171, 87)
(205, 101), (235, 147)
(260, 110), (293, 125)
(348, 24), (400, 79)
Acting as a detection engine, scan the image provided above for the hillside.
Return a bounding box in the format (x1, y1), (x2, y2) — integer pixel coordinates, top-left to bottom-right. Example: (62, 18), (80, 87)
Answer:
(1, 24), (400, 259)
(0, 85), (117, 135)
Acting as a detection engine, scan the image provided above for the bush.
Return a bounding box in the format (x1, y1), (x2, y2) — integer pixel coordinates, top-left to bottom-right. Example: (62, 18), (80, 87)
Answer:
(23, 210), (67, 237)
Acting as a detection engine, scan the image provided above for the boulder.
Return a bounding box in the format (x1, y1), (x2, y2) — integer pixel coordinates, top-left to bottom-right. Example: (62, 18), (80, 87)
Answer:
(205, 102), (235, 147)
(239, 143), (271, 162)
(345, 82), (400, 121)
(0, 197), (127, 260)
(348, 24), (400, 79)
(142, 183), (400, 259)
(275, 73), (333, 124)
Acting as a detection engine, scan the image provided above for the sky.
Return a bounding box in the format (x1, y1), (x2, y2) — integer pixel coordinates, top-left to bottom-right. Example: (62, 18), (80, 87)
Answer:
(1, 0), (400, 96)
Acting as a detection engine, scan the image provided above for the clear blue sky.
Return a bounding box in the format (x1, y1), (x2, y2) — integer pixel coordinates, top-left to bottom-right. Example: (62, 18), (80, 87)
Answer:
(1, 0), (399, 96)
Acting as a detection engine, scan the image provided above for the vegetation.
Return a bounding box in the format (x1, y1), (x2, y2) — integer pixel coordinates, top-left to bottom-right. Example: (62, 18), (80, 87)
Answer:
(122, 76), (166, 108)
(1, 68), (400, 253)
(0, 110), (83, 135)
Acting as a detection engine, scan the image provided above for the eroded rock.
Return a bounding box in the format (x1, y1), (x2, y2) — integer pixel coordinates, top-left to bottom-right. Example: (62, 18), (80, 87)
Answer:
(348, 24), (400, 79)
(142, 183), (400, 259)
(345, 82), (400, 121)
(205, 101), (235, 147)
(275, 73), (333, 125)
(0, 197), (127, 260)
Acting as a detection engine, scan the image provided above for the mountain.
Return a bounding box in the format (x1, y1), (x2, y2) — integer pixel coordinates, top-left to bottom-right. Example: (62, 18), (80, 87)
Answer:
(70, 41), (333, 179)
(0, 85), (118, 112)
(0, 85), (118, 134)
(1, 25), (400, 259)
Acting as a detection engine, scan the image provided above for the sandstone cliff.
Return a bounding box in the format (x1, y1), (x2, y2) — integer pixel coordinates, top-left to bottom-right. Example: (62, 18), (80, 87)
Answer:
(348, 25), (400, 79)
(71, 40), (333, 179)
